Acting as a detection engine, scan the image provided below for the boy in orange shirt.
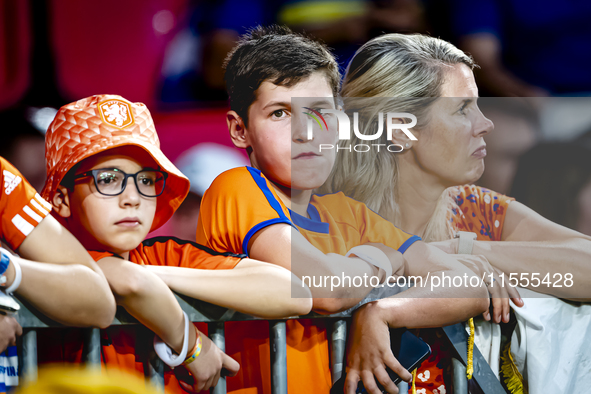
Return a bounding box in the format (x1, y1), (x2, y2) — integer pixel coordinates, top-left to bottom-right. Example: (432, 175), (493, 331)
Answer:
(196, 25), (488, 394)
(39, 94), (310, 393)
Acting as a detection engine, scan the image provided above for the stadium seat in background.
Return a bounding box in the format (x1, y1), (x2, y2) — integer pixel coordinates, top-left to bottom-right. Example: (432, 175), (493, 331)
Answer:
(48, 0), (188, 109)
(0, 0), (32, 110)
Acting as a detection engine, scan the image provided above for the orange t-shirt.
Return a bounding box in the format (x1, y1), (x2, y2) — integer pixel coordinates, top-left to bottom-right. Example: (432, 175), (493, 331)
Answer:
(37, 237), (243, 394)
(413, 185), (514, 394)
(0, 157), (51, 249)
(196, 166), (420, 394)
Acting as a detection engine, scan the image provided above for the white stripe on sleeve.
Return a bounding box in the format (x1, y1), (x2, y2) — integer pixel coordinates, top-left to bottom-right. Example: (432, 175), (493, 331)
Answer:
(23, 205), (43, 223)
(11, 214), (34, 236)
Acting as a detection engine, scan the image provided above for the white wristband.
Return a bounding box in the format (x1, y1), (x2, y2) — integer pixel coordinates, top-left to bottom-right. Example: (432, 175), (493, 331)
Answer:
(0, 248), (22, 294)
(5, 257), (22, 295)
(153, 311), (190, 367)
(345, 245), (393, 283)
(455, 231), (477, 255)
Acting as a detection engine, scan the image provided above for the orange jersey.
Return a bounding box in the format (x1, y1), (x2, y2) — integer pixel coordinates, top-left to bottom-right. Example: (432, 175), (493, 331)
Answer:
(37, 237), (243, 394)
(0, 157), (51, 250)
(196, 166), (420, 394)
(413, 185), (514, 394)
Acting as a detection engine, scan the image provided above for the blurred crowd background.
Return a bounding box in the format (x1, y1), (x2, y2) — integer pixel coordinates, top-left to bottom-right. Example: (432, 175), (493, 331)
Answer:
(1, 0), (590, 237)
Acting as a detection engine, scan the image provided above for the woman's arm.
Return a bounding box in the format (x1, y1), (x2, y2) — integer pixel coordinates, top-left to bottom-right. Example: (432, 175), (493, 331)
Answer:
(475, 201), (591, 300)
(11, 215), (116, 327)
(379, 241), (489, 326)
(145, 259), (313, 319)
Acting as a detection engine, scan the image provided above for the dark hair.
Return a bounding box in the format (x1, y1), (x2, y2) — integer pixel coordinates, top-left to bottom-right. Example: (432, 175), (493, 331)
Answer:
(223, 25), (340, 126)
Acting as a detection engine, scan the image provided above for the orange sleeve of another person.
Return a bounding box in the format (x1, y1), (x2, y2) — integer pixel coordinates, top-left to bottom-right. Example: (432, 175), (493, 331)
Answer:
(195, 167), (293, 256)
(0, 157), (51, 250)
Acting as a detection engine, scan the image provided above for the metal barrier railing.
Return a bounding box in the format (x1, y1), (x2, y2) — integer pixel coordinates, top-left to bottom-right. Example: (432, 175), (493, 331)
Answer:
(15, 294), (506, 394)
(15, 293), (348, 394)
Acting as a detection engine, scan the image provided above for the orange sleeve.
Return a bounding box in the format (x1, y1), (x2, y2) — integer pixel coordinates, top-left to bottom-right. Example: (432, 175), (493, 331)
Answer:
(196, 167), (294, 256)
(87, 250), (120, 261)
(130, 237), (244, 270)
(352, 197), (421, 253)
(454, 185), (514, 241)
(0, 157), (52, 250)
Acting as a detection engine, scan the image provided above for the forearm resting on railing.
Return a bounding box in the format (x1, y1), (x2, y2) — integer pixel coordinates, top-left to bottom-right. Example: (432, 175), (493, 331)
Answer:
(98, 257), (192, 355)
(146, 260), (313, 318)
(474, 238), (591, 300)
(7, 257), (115, 328)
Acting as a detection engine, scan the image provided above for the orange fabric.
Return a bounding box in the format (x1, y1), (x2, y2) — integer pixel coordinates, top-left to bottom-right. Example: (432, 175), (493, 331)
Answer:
(0, 157), (51, 250)
(196, 167), (292, 254)
(412, 185), (514, 394)
(41, 94), (190, 232)
(451, 185), (514, 241)
(196, 166), (420, 394)
(131, 236), (244, 269)
(38, 237), (242, 394)
(298, 192), (419, 254)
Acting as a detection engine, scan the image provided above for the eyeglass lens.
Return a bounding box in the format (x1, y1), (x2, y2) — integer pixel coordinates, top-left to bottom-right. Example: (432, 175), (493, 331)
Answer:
(95, 169), (165, 196)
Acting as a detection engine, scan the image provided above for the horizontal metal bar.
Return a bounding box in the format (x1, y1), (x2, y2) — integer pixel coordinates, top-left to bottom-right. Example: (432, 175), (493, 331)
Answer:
(16, 295), (351, 328)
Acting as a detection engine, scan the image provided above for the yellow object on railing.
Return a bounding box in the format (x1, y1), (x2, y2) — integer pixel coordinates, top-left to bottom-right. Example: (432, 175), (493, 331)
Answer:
(466, 317), (475, 379)
(501, 342), (527, 394)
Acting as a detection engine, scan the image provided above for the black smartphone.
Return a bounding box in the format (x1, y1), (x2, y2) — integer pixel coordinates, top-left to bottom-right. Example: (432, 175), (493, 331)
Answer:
(331, 328), (431, 394)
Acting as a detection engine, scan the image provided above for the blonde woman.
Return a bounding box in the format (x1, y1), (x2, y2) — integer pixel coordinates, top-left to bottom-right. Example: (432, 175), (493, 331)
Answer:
(323, 34), (591, 393)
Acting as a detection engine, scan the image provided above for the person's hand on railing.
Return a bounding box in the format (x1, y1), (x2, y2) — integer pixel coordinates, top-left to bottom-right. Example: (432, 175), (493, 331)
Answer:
(362, 242), (405, 280)
(344, 301), (412, 394)
(176, 331), (239, 392)
(430, 250), (523, 323)
(0, 313), (21, 353)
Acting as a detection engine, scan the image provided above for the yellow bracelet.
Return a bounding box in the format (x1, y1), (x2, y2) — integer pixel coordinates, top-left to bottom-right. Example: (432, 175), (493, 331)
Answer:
(182, 328), (202, 366)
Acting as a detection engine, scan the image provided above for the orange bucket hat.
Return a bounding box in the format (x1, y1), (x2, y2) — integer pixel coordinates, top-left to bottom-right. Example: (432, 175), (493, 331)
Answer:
(41, 94), (190, 232)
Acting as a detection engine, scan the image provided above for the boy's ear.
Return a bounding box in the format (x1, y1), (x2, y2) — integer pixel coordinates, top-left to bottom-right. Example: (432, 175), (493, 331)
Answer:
(52, 186), (72, 218)
(227, 110), (250, 150)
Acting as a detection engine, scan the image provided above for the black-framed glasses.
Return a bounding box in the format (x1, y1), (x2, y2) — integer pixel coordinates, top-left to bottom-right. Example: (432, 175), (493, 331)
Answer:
(74, 168), (168, 197)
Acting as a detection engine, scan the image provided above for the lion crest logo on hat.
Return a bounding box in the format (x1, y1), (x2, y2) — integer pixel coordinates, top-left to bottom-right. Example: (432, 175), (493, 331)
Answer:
(98, 99), (134, 128)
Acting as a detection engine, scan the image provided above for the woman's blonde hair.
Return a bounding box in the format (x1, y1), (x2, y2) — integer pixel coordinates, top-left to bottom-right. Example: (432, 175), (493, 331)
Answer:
(320, 33), (475, 241)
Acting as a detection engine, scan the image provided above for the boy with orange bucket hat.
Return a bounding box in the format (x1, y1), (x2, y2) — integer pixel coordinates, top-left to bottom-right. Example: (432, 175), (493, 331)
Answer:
(39, 94), (310, 393)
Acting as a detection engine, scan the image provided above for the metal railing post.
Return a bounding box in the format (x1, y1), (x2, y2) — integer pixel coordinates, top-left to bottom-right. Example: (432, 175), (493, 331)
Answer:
(82, 328), (102, 370)
(21, 329), (37, 384)
(210, 322), (227, 394)
(330, 319), (347, 384)
(145, 350), (164, 393)
(452, 357), (468, 394)
(269, 321), (287, 394)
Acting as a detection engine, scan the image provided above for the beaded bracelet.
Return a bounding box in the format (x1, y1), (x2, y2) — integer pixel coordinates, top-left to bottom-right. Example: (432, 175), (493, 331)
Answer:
(182, 326), (202, 366)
